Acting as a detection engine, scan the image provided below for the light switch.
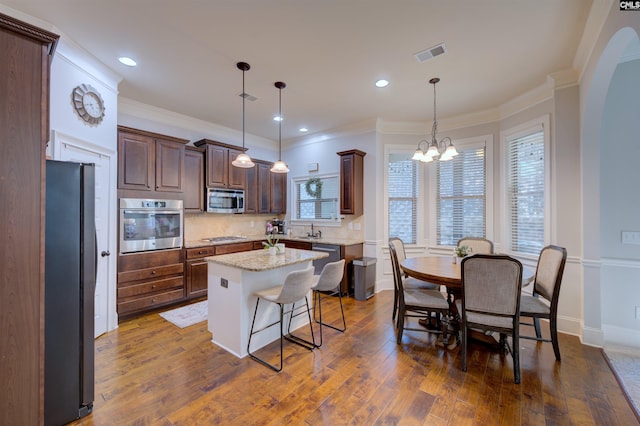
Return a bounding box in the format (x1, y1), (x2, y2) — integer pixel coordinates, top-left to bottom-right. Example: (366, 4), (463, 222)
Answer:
(621, 231), (640, 245)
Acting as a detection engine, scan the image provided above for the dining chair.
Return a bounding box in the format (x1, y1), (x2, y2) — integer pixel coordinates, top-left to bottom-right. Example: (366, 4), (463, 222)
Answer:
(457, 237), (494, 255)
(390, 242), (450, 344)
(457, 254), (523, 383)
(520, 245), (567, 361)
(311, 259), (346, 348)
(247, 266), (316, 372)
(388, 237), (440, 322)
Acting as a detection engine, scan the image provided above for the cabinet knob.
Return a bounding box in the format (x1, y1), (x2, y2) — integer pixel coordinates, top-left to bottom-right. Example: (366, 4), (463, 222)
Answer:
(152, 284), (156, 289)
(101, 250), (111, 257)
(198, 250), (205, 254)
(151, 270), (157, 275)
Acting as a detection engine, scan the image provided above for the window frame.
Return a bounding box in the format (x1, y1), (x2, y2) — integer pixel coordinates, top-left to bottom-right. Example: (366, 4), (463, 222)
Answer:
(428, 135), (494, 250)
(290, 172), (342, 225)
(384, 144), (425, 247)
(500, 115), (551, 257)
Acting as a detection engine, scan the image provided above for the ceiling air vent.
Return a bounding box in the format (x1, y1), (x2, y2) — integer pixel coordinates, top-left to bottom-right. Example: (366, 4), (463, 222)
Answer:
(239, 92), (258, 102)
(414, 43), (447, 63)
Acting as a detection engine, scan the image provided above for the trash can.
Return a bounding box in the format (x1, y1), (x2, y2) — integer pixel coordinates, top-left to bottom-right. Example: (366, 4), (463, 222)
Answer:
(353, 257), (376, 301)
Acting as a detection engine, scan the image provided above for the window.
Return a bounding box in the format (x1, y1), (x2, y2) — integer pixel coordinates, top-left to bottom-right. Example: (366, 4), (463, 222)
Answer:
(292, 174), (339, 221)
(388, 152), (418, 244)
(505, 123), (546, 255)
(437, 143), (486, 246)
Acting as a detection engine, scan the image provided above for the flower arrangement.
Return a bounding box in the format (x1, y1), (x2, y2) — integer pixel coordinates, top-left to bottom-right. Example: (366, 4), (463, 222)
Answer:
(454, 245), (471, 257)
(262, 233), (280, 249)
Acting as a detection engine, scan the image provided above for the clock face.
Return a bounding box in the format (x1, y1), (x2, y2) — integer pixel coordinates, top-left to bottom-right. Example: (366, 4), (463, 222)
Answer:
(72, 84), (105, 125)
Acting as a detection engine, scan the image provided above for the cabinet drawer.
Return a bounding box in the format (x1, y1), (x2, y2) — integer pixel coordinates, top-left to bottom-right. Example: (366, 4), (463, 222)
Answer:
(118, 276), (184, 299)
(186, 246), (216, 259)
(117, 288), (185, 315)
(118, 263), (184, 284)
(118, 249), (183, 272)
(215, 241), (254, 255)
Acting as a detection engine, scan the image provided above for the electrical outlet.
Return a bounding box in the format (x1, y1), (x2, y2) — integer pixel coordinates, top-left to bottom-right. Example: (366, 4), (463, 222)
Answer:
(622, 231), (640, 245)
(221, 278), (228, 288)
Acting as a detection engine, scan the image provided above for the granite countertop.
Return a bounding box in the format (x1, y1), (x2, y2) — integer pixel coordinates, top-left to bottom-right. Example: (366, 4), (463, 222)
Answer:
(205, 248), (328, 272)
(184, 235), (364, 249)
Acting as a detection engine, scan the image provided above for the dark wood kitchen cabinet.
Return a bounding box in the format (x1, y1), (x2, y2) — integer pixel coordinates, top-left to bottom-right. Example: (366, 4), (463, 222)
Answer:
(337, 149), (366, 216)
(0, 13), (58, 424)
(184, 146), (205, 213)
(270, 171), (287, 214)
(117, 126), (188, 198)
(117, 249), (185, 318)
(245, 159), (287, 214)
(194, 139), (246, 190)
(185, 246), (216, 299)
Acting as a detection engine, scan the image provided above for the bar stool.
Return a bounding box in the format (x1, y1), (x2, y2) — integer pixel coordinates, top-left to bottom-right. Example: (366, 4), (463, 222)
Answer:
(247, 266), (315, 372)
(311, 259), (346, 347)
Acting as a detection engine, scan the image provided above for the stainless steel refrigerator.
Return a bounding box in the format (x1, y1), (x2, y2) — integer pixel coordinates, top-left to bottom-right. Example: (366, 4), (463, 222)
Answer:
(44, 160), (95, 425)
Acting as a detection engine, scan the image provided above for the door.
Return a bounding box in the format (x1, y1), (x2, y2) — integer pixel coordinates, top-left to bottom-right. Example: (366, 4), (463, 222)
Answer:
(59, 141), (112, 338)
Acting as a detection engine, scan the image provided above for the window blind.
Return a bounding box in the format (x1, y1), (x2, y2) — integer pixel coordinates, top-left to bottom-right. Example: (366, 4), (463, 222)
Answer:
(436, 145), (486, 246)
(294, 175), (339, 220)
(507, 129), (544, 255)
(388, 152), (417, 244)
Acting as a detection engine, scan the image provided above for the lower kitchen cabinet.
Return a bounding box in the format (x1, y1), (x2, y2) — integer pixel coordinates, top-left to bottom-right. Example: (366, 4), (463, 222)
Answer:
(185, 246), (216, 299)
(117, 249), (185, 319)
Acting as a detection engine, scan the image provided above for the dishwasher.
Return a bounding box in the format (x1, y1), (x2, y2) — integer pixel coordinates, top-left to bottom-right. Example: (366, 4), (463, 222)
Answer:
(311, 243), (341, 275)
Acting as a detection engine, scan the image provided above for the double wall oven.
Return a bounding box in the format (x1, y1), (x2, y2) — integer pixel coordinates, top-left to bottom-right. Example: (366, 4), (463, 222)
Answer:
(119, 198), (183, 254)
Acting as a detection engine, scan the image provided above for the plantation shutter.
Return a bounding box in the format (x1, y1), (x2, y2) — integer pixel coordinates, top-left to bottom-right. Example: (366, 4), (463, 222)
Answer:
(388, 152), (418, 244)
(507, 128), (545, 254)
(437, 144), (486, 246)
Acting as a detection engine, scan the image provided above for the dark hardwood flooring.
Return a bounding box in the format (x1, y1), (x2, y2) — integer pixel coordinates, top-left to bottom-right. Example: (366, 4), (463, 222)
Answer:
(71, 291), (638, 425)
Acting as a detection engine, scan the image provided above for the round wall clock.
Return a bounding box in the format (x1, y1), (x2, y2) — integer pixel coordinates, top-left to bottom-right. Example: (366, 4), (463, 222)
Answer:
(72, 83), (105, 125)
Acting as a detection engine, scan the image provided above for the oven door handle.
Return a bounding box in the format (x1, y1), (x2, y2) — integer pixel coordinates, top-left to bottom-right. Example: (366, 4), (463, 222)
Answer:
(122, 209), (181, 214)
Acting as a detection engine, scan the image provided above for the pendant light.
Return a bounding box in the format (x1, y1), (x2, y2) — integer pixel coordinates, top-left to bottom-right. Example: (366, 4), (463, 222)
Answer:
(270, 81), (289, 173)
(231, 61), (255, 168)
(412, 77), (458, 163)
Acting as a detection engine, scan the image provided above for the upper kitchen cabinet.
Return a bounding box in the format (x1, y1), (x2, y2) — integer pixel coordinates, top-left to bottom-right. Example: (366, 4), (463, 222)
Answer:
(194, 139), (246, 190)
(245, 159), (287, 214)
(0, 12), (59, 424)
(184, 146), (205, 213)
(117, 126), (188, 198)
(270, 171), (287, 214)
(337, 149), (366, 215)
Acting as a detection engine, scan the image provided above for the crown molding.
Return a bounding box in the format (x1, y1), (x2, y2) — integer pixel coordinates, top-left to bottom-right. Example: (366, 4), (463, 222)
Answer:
(573, 0), (615, 82)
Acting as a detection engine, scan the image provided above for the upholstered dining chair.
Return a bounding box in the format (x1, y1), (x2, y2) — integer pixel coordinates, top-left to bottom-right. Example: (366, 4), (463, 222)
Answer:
(311, 259), (346, 348)
(388, 237), (440, 321)
(457, 237), (494, 255)
(457, 254), (523, 384)
(247, 266), (315, 372)
(520, 245), (567, 361)
(390, 242), (450, 344)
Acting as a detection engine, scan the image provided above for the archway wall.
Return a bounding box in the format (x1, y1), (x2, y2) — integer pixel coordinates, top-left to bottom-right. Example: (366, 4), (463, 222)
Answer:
(580, 5), (640, 347)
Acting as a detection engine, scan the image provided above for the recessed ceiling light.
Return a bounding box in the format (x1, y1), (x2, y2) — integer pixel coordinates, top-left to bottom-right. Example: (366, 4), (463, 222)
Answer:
(118, 57), (137, 67)
(299, 127), (308, 132)
(273, 115), (283, 122)
(375, 79), (389, 88)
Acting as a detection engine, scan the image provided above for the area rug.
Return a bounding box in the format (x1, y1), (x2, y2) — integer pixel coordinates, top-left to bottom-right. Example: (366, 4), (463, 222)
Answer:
(603, 346), (640, 421)
(159, 300), (207, 328)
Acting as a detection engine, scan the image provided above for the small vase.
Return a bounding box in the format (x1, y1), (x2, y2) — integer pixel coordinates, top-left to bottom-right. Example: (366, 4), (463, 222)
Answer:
(275, 243), (285, 254)
(268, 247), (277, 256)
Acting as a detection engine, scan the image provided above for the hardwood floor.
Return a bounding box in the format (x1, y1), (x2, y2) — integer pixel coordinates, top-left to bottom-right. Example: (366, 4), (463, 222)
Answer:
(72, 291), (638, 425)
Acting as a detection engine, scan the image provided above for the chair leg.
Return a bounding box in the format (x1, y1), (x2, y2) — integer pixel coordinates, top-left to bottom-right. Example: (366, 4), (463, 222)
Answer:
(461, 323), (468, 372)
(285, 298), (316, 350)
(314, 291), (347, 334)
(533, 317), (542, 339)
(247, 298), (284, 372)
(550, 317), (561, 361)
(513, 328), (520, 384)
(396, 307), (405, 344)
(392, 287), (398, 321)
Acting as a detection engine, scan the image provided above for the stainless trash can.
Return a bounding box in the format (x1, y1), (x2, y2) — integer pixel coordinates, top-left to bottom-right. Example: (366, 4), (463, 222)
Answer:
(353, 257), (376, 301)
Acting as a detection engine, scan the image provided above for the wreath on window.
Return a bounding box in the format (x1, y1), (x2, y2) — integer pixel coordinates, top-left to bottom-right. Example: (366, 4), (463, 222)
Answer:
(304, 177), (323, 198)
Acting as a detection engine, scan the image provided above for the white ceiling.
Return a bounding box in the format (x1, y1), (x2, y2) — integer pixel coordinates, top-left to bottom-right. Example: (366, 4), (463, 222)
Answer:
(3, 0), (593, 144)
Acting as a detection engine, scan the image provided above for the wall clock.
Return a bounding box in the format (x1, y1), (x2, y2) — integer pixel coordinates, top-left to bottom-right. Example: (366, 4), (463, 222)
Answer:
(72, 83), (105, 125)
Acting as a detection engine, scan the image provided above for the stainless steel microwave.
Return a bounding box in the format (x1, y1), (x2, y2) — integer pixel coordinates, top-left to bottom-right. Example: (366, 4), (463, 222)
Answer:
(119, 198), (183, 254)
(207, 188), (244, 213)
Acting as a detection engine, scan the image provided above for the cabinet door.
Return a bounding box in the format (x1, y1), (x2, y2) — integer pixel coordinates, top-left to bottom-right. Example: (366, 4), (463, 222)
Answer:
(118, 132), (154, 191)
(270, 171), (287, 214)
(244, 161), (258, 213)
(257, 162), (271, 213)
(185, 259), (208, 298)
(338, 150), (365, 215)
(155, 139), (185, 192)
(206, 144), (228, 188)
(228, 149), (246, 189)
(184, 148), (204, 212)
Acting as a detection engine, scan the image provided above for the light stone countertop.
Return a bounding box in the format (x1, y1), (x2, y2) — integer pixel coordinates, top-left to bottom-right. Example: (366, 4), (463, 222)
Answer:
(184, 235), (364, 249)
(205, 248), (328, 272)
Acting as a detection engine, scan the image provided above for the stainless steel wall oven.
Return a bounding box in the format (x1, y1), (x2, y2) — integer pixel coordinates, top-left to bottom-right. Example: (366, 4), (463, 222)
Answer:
(119, 198), (183, 254)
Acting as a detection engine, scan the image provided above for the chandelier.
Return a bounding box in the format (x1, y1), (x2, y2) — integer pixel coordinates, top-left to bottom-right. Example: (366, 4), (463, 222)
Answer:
(412, 77), (458, 163)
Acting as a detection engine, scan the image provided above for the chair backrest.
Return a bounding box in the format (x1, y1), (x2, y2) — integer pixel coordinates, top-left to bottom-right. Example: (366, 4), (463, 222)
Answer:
(533, 245), (567, 305)
(313, 259), (346, 292)
(388, 240), (404, 297)
(457, 237), (494, 255)
(461, 254), (523, 317)
(389, 237), (407, 263)
(276, 266), (315, 304)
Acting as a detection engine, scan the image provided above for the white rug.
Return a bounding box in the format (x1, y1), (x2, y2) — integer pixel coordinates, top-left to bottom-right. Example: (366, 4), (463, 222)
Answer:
(604, 346), (640, 418)
(159, 300), (208, 328)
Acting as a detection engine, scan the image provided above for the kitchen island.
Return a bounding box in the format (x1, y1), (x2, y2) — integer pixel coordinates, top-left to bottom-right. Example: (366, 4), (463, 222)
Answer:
(206, 248), (328, 358)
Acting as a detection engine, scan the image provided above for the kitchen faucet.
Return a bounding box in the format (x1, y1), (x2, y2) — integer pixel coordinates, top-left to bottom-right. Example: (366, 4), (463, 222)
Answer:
(307, 223), (321, 239)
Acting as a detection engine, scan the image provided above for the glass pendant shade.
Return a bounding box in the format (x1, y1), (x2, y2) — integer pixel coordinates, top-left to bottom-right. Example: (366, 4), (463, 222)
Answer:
(270, 160), (289, 173)
(271, 81), (289, 174)
(232, 152), (255, 168)
(233, 61), (255, 168)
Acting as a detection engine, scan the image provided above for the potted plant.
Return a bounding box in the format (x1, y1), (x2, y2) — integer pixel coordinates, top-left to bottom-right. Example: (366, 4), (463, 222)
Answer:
(263, 233), (284, 255)
(453, 245), (471, 263)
